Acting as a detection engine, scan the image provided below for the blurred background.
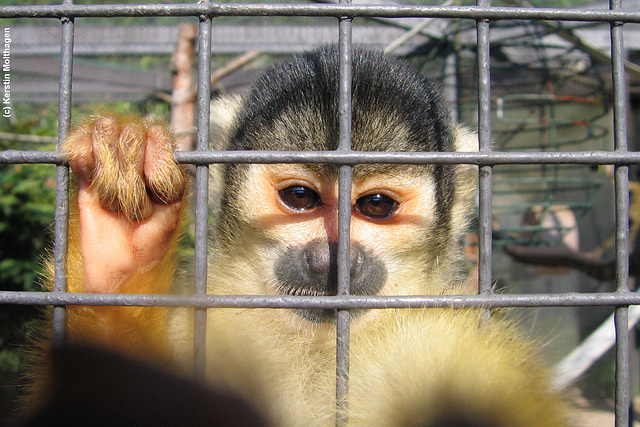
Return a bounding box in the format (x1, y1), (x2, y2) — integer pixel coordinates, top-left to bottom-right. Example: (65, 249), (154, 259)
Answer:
(1, 0), (638, 423)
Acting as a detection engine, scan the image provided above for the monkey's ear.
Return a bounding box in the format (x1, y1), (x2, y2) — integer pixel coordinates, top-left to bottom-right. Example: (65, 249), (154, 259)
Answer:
(210, 95), (244, 150)
(451, 125), (480, 241)
(453, 125), (479, 153)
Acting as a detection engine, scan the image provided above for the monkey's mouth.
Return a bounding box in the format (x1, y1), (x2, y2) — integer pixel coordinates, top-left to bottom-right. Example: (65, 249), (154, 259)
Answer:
(295, 308), (339, 324)
(279, 286), (365, 324)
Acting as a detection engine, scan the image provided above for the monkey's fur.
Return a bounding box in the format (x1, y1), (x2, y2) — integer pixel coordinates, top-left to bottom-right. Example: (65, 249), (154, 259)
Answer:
(28, 47), (566, 426)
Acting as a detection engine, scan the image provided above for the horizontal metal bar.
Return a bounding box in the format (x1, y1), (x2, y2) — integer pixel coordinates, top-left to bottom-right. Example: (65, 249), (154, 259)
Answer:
(5, 149), (640, 166)
(1, 291), (640, 309)
(174, 150), (640, 166)
(0, 150), (65, 165)
(3, 149), (640, 166)
(2, 4), (640, 23)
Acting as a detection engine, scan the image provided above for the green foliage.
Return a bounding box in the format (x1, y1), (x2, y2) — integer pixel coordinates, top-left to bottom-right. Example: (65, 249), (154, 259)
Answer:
(0, 164), (55, 292)
(0, 111), (57, 292)
(0, 115), (57, 420)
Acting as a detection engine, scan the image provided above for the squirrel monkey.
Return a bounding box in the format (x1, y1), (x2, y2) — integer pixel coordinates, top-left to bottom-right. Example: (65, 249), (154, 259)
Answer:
(26, 47), (566, 426)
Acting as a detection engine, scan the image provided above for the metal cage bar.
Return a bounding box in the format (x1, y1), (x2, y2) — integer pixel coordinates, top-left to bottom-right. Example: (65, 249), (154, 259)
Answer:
(51, 0), (74, 349)
(193, 5), (213, 380)
(609, 0), (632, 424)
(9, 148), (640, 167)
(476, 0), (493, 296)
(1, 2), (639, 426)
(4, 4), (640, 23)
(5, 290), (640, 309)
(335, 9), (354, 426)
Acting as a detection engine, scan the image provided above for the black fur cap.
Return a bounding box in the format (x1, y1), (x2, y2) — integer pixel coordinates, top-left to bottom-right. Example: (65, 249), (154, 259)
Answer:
(229, 46), (455, 155)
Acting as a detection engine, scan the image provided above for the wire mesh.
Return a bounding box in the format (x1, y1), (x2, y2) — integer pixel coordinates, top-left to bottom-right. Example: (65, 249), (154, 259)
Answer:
(0, 2), (637, 426)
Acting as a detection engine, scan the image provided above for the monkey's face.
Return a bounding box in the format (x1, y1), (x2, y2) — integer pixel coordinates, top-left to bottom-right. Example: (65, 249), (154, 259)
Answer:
(209, 47), (476, 324)
(220, 162), (445, 323)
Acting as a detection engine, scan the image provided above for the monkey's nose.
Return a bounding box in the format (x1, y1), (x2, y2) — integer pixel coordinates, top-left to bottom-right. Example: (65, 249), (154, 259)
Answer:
(296, 239), (385, 297)
(303, 240), (331, 275)
(274, 238), (387, 322)
(303, 240), (361, 277)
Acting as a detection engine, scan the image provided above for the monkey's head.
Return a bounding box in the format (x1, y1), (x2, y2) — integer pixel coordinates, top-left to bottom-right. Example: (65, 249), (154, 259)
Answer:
(210, 47), (477, 324)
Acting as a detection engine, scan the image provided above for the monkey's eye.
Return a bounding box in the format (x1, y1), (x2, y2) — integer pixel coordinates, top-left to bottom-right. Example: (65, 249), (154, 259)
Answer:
(279, 186), (322, 212)
(355, 194), (399, 219)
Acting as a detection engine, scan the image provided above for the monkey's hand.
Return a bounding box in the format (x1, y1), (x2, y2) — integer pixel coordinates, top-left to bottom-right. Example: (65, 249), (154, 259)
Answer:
(64, 115), (186, 296)
(23, 116), (186, 401)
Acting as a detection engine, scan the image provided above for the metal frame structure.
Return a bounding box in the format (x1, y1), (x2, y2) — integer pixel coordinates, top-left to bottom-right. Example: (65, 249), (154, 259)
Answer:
(0, 1), (636, 425)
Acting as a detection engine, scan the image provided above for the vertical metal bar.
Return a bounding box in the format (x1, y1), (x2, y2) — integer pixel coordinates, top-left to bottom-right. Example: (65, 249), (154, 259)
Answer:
(476, 0), (493, 296)
(193, 11), (212, 379)
(610, 1), (631, 425)
(335, 11), (353, 427)
(52, 0), (74, 349)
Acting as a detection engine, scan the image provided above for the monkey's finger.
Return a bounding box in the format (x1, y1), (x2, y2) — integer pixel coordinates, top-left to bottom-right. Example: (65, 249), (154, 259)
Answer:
(143, 123), (186, 205)
(63, 120), (101, 182)
(114, 122), (153, 221)
(89, 116), (125, 215)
